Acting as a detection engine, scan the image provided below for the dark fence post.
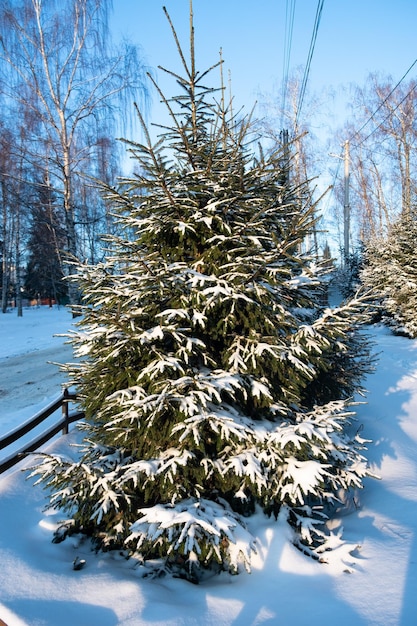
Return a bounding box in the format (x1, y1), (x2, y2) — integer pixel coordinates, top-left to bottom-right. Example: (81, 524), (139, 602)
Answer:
(62, 388), (69, 435)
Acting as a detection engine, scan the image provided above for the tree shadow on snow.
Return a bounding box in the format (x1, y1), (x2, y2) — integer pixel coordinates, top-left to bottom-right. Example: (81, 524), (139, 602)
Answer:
(5, 599), (117, 626)
(350, 334), (417, 626)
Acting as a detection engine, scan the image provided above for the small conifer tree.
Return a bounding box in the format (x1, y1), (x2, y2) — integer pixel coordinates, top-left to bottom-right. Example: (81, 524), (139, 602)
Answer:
(361, 206), (417, 338)
(32, 5), (374, 581)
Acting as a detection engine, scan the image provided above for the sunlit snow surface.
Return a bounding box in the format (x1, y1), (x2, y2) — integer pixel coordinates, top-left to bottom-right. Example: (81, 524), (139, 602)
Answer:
(1, 307), (417, 625)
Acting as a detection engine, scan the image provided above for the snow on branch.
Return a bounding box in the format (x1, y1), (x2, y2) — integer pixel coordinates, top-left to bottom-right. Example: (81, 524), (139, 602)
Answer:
(126, 498), (257, 574)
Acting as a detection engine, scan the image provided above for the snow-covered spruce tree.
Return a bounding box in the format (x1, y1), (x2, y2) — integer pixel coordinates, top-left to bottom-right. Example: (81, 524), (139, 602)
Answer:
(361, 206), (417, 338)
(31, 7), (374, 581)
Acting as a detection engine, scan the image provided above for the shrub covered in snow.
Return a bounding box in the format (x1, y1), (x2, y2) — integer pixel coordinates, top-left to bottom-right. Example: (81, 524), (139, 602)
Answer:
(31, 9), (374, 581)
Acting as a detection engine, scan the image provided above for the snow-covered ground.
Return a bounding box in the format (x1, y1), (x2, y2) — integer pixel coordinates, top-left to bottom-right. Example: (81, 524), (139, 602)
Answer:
(0, 307), (76, 459)
(1, 306), (417, 626)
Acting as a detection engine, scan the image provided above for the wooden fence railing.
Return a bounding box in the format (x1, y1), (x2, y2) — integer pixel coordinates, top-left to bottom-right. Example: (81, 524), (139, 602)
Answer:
(0, 389), (84, 474)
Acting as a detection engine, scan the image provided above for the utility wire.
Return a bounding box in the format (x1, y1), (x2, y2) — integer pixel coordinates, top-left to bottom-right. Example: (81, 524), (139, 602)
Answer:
(350, 56), (417, 144)
(295, 0), (324, 127)
(354, 79), (417, 147)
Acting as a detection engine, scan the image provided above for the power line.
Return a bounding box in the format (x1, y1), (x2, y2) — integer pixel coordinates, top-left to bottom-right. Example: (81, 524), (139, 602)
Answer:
(354, 80), (417, 146)
(350, 56), (417, 144)
(295, 0), (324, 127)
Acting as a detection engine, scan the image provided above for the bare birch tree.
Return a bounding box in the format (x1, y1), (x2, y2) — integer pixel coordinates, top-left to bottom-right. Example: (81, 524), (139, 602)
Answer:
(0, 0), (149, 309)
(344, 73), (417, 242)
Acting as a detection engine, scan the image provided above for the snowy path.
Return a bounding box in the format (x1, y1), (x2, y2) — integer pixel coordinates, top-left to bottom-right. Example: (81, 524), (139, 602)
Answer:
(0, 344), (73, 436)
(0, 307), (76, 439)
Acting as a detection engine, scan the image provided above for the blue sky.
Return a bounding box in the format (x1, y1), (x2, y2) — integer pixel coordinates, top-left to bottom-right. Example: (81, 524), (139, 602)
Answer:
(111, 0), (417, 131)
